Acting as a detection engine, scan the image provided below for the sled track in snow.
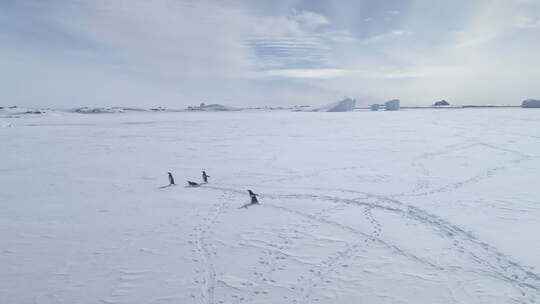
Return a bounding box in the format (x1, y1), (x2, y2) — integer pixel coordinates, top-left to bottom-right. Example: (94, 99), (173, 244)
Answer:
(196, 211), (216, 304)
(411, 140), (480, 177)
(407, 155), (530, 198)
(276, 192), (540, 295)
(409, 164), (507, 197)
(286, 207), (374, 304)
(363, 206), (382, 239)
(257, 165), (365, 185)
(406, 140), (533, 197)
(195, 192), (234, 304)
(203, 185), (540, 299)
(295, 241), (365, 304)
(263, 203), (444, 270)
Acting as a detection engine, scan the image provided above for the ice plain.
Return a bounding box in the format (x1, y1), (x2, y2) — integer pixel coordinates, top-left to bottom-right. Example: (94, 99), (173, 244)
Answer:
(1, 108), (539, 303)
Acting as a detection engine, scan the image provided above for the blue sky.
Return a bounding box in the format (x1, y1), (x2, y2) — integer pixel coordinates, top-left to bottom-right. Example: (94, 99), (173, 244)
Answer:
(2, 0), (540, 108)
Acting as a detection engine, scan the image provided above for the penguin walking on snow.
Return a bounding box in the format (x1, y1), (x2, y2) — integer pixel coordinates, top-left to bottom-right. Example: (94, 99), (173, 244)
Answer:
(168, 172), (175, 185)
(248, 190), (259, 204)
(202, 171), (210, 183)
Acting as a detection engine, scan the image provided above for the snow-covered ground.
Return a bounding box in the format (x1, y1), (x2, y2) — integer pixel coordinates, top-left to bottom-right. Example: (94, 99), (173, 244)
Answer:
(1, 109), (539, 304)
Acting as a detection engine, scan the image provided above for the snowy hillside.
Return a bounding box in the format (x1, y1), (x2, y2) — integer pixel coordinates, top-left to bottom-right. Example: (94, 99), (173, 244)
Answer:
(1, 109), (539, 304)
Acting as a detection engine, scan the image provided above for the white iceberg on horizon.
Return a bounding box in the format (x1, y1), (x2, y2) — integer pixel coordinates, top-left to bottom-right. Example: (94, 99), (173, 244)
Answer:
(316, 97), (356, 112)
(186, 103), (241, 111)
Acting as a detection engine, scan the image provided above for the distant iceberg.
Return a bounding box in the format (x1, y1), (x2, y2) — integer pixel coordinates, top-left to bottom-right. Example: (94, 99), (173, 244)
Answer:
(71, 107), (126, 114)
(385, 99), (400, 111)
(290, 105), (315, 112)
(521, 99), (540, 108)
(433, 100), (450, 106)
(0, 106), (45, 116)
(186, 103), (241, 111)
(370, 104), (381, 111)
(316, 98), (356, 112)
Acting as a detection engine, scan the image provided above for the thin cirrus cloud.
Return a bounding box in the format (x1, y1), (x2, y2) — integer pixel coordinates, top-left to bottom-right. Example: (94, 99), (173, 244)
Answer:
(1, 0), (539, 108)
(247, 11), (343, 70)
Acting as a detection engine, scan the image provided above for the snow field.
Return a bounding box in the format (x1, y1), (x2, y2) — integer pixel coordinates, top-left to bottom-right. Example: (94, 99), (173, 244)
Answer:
(1, 109), (539, 303)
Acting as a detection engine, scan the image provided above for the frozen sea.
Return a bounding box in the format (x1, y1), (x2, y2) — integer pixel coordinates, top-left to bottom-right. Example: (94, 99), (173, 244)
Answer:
(1, 108), (539, 303)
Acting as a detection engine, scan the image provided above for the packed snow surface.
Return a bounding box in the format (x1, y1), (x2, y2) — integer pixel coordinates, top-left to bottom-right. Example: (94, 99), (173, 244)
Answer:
(1, 109), (539, 304)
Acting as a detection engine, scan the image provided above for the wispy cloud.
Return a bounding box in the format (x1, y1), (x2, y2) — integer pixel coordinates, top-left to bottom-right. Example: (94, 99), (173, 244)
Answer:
(386, 10), (401, 15)
(292, 10), (330, 28)
(264, 68), (352, 79)
(514, 15), (540, 28)
(1, 0), (540, 107)
(246, 10), (354, 70)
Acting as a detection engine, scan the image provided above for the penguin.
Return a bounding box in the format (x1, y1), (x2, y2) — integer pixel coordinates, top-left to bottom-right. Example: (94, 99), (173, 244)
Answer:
(248, 190), (259, 204)
(202, 171), (210, 183)
(168, 172), (175, 185)
(187, 181), (200, 187)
